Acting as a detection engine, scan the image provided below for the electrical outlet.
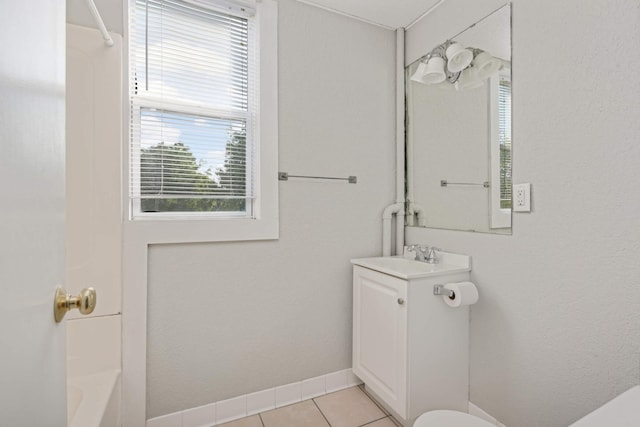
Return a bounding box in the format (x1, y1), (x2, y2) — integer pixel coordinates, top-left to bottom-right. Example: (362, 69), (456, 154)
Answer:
(513, 183), (531, 212)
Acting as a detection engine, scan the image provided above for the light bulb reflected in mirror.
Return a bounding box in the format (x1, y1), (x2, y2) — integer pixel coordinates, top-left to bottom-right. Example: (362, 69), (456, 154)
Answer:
(474, 51), (502, 79)
(423, 56), (446, 84)
(410, 62), (428, 83)
(446, 43), (473, 73)
(455, 67), (484, 90)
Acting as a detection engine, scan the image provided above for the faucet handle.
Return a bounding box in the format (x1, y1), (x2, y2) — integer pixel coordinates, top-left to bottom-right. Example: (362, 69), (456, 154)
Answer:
(405, 244), (428, 261)
(426, 247), (441, 264)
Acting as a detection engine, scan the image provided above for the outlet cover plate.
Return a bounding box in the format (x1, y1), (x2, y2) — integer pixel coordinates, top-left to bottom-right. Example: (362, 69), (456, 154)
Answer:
(513, 183), (531, 212)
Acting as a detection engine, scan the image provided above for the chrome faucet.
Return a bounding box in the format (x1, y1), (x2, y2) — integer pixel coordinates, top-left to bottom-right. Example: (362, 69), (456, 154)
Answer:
(406, 245), (442, 264)
(406, 244), (429, 262)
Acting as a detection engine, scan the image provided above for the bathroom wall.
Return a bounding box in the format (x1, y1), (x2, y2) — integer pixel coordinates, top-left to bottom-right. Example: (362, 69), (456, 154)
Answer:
(145, 0), (396, 418)
(406, 1), (640, 426)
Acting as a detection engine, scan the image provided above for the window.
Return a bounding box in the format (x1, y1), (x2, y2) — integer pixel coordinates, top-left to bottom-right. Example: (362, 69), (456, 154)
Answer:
(129, 0), (262, 219)
(489, 70), (512, 229)
(498, 75), (512, 210)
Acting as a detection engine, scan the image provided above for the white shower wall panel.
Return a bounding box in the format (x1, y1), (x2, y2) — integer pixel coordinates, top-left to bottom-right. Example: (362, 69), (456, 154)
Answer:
(66, 24), (123, 317)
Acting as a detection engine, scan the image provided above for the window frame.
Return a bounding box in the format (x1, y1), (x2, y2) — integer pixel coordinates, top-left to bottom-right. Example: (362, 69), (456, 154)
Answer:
(123, 0), (279, 243)
(130, 101), (255, 220)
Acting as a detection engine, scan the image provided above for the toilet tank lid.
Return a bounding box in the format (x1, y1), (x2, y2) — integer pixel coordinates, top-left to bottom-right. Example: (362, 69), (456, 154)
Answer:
(414, 410), (495, 427)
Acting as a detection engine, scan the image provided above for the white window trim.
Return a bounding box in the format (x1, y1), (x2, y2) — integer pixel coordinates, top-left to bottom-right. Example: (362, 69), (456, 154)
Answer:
(489, 69), (511, 230)
(121, 2), (278, 426)
(124, 0), (278, 243)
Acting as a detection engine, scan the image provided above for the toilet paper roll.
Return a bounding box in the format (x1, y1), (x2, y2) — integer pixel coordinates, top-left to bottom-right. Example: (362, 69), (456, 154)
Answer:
(443, 281), (479, 308)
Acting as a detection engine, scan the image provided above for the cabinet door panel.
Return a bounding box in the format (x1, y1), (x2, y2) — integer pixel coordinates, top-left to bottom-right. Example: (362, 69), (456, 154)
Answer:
(353, 267), (407, 417)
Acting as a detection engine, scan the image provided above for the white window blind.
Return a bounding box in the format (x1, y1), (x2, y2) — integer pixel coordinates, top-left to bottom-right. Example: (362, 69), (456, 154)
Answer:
(498, 76), (512, 209)
(129, 0), (257, 216)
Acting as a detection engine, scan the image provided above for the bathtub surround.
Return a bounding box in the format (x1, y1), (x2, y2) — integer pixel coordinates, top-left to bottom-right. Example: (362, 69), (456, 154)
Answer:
(405, 0), (640, 426)
(65, 23), (122, 320)
(67, 316), (122, 427)
(68, 370), (121, 427)
(67, 316), (121, 378)
(66, 0), (123, 34)
(65, 22), (124, 427)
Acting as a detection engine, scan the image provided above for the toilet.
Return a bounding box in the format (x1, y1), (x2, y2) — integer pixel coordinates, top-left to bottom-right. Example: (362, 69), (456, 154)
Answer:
(414, 410), (495, 427)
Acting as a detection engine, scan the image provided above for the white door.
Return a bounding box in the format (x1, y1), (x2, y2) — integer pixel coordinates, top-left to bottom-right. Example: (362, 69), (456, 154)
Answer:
(0, 1), (67, 426)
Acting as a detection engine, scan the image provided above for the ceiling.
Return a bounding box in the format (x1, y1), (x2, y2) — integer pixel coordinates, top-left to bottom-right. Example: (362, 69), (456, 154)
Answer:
(297, 0), (444, 29)
(67, 0), (445, 34)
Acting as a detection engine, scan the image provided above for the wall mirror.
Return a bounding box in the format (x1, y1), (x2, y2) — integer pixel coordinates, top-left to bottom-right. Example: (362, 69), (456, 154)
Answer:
(405, 4), (512, 234)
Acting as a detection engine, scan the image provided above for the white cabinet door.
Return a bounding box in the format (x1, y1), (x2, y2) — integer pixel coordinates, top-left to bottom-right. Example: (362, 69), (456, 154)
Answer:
(0, 1), (67, 425)
(353, 267), (407, 417)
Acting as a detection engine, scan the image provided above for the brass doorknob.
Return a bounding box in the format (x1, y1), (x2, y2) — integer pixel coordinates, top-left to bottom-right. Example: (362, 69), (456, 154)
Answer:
(54, 287), (97, 323)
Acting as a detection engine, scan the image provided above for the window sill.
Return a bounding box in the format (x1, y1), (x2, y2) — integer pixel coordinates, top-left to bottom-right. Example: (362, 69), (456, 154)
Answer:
(124, 215), (279, 244)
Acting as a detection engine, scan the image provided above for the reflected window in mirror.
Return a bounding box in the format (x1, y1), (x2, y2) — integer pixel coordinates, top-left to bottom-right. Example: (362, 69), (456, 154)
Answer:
(499, 75), (512, 210)
(489, 69), (512, 229)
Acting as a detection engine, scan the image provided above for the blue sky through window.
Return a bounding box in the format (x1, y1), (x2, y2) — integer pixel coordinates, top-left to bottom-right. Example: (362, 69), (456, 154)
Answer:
(133, 0), (249, 179)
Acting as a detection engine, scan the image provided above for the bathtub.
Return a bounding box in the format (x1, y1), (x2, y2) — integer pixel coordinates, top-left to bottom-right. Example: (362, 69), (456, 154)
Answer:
(67, 369), (121, 427)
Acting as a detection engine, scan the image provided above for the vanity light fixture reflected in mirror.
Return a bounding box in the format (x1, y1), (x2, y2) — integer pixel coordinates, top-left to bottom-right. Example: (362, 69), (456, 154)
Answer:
(410, 41), (504, 91)
(405, 3), (512, 235)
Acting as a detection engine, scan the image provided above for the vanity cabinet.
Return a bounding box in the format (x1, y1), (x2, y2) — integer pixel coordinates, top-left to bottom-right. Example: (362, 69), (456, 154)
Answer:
(352, 266), (408, 416)
(351, 256), (472, 426)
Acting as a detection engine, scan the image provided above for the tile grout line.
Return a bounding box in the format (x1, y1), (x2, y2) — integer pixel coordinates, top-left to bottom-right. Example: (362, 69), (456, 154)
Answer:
(358, 384), (391, 418)
(311, 397), (333, 427)
(357, 385), (403, 426)
(358, 415), (394, 426)
(218, 385), (394, 427)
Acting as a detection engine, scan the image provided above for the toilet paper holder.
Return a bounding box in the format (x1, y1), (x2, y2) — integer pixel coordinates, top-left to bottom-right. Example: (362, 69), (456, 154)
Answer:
(433, 284), (455, 299)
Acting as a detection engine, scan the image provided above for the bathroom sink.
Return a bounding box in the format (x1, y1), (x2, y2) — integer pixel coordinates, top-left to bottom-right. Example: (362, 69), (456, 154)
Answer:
(351, 253), (470, 280)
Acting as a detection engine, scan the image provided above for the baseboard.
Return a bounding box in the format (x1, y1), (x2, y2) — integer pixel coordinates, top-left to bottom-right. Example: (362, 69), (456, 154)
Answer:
(146, 368), (363, 427)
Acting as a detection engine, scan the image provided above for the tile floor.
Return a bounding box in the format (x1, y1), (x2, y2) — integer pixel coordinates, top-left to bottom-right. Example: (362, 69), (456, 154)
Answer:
(217, 386), (401, 427)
